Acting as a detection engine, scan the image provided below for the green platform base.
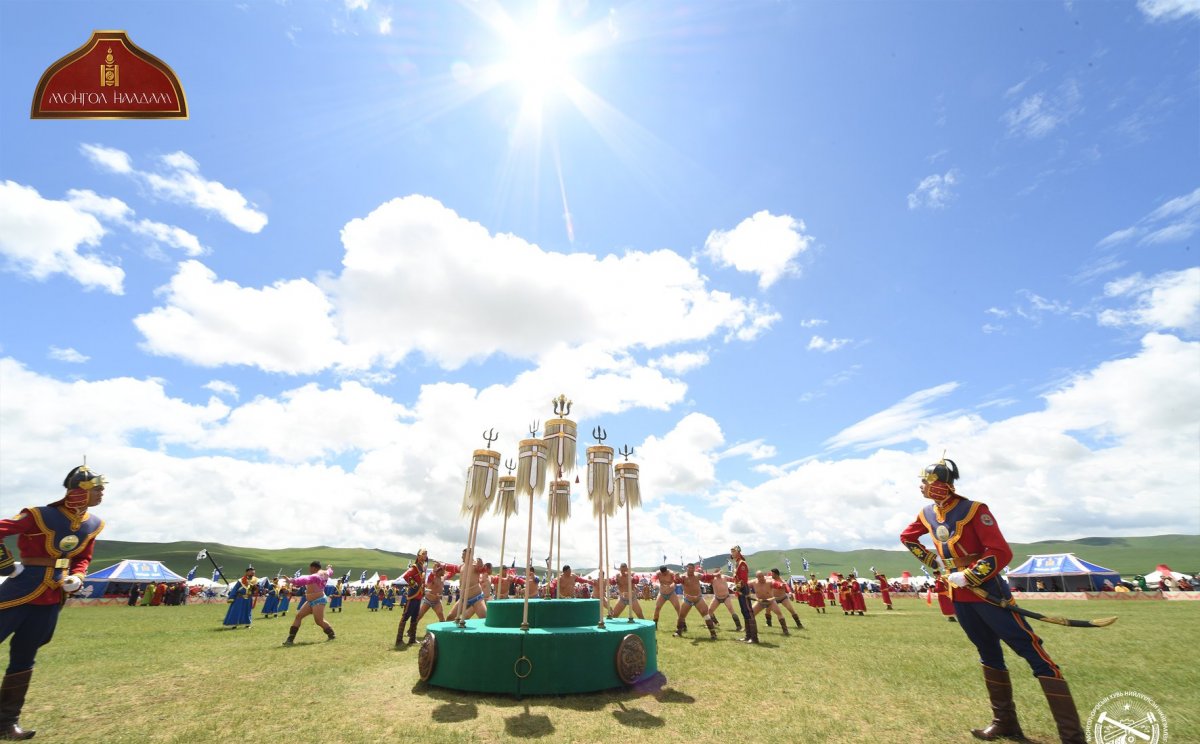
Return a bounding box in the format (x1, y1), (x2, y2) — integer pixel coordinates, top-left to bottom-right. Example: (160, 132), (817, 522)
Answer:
(422, 599), (657, 695)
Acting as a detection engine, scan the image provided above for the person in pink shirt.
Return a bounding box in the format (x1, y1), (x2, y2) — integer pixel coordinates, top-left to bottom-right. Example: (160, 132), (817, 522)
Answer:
(283, 562), (336, 646)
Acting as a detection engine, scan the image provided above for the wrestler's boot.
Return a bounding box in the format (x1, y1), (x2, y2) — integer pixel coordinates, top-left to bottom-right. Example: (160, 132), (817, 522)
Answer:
(970, 666), (1025, 742)
(790, 612), (803, 629)
(704, 616), (717, 640)
(283, 626), (298, 646)
(324, 625), (336, 641)
(672, 620), (686, 638)
(732, 614), (743, 632)
(1038, 676), (1085, 744)
(765, 613), (772, 626)
(0, 670), (35, 741)
(779, 616), (789, 636)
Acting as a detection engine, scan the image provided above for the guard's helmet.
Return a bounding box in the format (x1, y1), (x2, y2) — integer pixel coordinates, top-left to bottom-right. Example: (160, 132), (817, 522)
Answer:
(921, 459), (959, 485)
(64, 465), (106, 491)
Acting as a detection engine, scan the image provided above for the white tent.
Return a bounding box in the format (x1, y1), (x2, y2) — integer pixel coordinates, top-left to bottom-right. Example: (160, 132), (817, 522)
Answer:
(1142, 569), (1190, 587)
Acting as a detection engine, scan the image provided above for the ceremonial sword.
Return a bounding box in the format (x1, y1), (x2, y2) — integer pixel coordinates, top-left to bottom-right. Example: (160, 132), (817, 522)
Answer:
(937, 558), (1117, 628)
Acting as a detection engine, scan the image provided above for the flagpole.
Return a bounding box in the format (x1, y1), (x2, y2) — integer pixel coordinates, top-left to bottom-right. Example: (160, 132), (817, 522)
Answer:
(197, 548), (229, 586)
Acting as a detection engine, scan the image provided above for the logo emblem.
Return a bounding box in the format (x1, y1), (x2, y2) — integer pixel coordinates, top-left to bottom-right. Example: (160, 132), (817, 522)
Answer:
(58, 535), (80, 552)
(934, 525), (951, 542)
(31, 30), (187, 119)
(1087, 691), (1168, 743)
(980, 513), (994, 526)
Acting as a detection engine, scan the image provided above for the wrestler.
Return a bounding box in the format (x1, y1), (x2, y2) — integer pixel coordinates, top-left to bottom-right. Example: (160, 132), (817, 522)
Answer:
(447, 553), (487, 622)
(282, 562), (336, 645)
(770, 569), (804, 629)
(396, 548), (429, 646)
(675, 564), (717, 639)
(751, 571), (789, 636)
(609, 563), (645, 619)
(414, 564), (450, 627)
(650, 566), (682, 628)
(703, 568), (743, 632)
(554, 566), (595, 601)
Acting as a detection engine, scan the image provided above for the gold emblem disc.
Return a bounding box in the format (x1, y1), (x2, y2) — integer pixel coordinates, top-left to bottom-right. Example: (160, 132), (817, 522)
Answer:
(934, 526), (950, 542)
(59, 535), (80, 552)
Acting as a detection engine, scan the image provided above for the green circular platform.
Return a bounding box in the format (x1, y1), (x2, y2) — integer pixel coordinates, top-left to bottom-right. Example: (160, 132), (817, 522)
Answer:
(421, 598), (658, 695)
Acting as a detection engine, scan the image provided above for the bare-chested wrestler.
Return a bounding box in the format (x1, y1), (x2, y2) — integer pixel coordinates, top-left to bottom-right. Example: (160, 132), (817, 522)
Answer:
(703, 568), (743, 632)
(770, 568), (804, 629)
(282, 561), (336, 645)
(554, 565), (595, 600)
(609, 563), (645, 619)
(447, 551), (488, 622)
(751, 571), (789, 636)
(651, 566), (682, 628)
(414, 563), (450, 625)
(676, 564), (718, 639)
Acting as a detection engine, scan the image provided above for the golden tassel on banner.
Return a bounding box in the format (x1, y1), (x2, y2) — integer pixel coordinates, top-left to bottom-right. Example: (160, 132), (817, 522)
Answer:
(616, 454), (641, 623)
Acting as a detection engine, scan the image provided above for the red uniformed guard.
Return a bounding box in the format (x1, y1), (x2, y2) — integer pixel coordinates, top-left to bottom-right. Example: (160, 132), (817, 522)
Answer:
(395, 549), (428, 647)
(901, 458), (1084, 743)
(0, 465), (106, 740)
(875, 573), (893, 610)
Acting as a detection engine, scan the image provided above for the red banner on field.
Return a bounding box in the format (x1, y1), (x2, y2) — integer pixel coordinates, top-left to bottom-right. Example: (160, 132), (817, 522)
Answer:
(31, 30), (187, 119)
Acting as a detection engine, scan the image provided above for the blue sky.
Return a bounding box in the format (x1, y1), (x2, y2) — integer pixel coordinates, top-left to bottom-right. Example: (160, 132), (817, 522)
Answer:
(1, 0), (1197, 568)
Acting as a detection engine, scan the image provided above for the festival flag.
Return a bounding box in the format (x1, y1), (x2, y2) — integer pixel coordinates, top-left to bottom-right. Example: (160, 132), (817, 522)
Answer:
(186, 565), (197, 581)
(196, 548), (208, 561)
(510, 557), (516, 570)
(294, 569), (301, 578)
(784, 556), (792, 573)
(801, 556), (810, 571)
(211, 569), (220, 582)
(360, 570), (367, 582)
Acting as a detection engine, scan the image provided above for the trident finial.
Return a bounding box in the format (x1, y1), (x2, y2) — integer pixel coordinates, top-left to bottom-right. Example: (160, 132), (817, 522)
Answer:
(618, 444), (634, 461)
(592, 426), (607, 444)
(552, 394), (572, 417)
(529, 420), (540, 437)
(482, 428), (499, 447)
(504, 458), (516, 474)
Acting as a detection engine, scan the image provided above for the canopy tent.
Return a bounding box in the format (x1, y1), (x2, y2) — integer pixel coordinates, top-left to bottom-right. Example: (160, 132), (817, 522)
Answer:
(1006, 553), (1121, 592)
(1141, 565), (1190, 587)
(82, 560), (187, 598)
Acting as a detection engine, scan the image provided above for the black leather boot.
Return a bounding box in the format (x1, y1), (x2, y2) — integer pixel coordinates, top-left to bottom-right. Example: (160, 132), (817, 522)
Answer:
(0, 670), (36, 741)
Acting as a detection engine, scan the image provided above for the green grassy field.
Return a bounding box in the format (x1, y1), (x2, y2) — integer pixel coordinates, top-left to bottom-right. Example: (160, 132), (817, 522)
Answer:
(9, 595), (1197, 743)
(92, 533), (1200, 581)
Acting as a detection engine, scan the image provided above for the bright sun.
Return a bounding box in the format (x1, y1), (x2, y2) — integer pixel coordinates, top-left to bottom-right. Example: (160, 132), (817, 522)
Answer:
(500, 11), (577, 102)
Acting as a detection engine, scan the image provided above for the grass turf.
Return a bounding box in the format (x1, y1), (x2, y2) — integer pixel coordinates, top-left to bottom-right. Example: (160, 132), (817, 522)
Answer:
(7, 595), (1197, 743)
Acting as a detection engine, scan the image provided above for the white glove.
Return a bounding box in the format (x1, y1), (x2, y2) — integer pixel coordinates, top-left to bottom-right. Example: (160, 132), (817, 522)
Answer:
(947, 571), (969, 588)
(6, 563), (23, 579)
(62, 574), (83, 593)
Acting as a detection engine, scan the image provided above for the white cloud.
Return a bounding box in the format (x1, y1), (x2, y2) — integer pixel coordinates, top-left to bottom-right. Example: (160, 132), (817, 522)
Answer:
(907, 169), (959, 210)
(0, 181), (124, 293)
(702, 210), (812, 289)
(378, 15), (392, 34)
(1098, 267), (1200, 334)
(67, 189), (205, 256)
(1137, 0), (1200, 21)
(719, 439), (777, 461)
(79, 143), (133, 174)
(1003, 79), (1082, 139)
(48, 346), (89, 363)
(807, 335), (851, 352)
(204, 380), (239, 399)
(80, 144), (268, 233)
(649, 350), (709, 375)
(132, 197), (779, 374)
(1094, 187), (1200, 251)
(825, 382), (960, 451)
(134, 260), (351, 374)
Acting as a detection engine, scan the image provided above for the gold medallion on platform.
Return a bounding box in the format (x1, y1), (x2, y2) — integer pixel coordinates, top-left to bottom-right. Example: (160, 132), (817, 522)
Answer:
(615, 634), (647, 685)
(418, 632), (438, 681)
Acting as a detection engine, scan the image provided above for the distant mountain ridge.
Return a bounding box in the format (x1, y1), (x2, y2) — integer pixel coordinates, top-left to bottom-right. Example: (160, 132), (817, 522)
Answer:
(87, 534), (1198, 581)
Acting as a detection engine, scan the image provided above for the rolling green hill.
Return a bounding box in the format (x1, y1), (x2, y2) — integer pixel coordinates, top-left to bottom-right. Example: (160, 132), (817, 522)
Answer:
(85, 534), (1198, 582)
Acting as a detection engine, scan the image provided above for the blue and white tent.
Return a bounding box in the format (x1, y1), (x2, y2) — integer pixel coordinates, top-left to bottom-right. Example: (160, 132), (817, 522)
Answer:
(81, 560), (187, 598)
(1006, 553), (1121, 592)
